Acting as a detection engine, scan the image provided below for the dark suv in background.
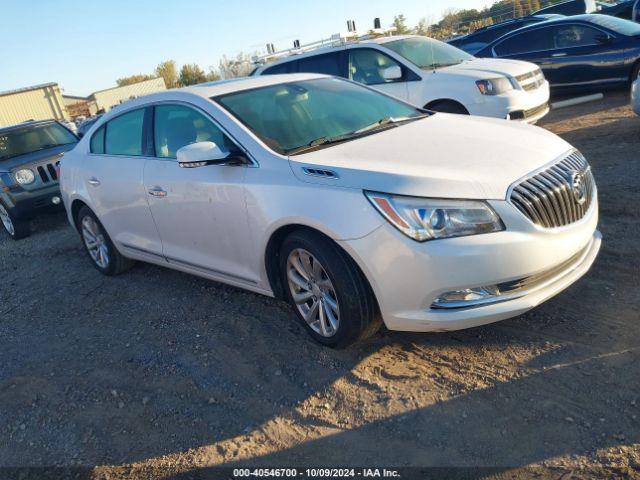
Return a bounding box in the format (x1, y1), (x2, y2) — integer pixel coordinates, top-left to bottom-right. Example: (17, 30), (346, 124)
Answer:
(0, 120), (78, 239)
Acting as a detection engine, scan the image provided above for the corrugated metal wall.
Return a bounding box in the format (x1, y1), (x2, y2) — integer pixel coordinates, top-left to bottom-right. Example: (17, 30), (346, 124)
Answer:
(91, 78), (167, 112)
(0, 84), (69, 127)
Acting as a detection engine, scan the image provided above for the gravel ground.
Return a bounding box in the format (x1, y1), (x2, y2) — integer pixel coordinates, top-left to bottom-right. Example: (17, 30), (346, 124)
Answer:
(1, 91), (639, 479)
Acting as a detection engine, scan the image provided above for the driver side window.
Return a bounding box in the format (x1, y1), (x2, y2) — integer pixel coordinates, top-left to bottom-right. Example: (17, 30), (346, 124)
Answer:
(153, 104), (232, 159)
(348, 49), (402, 85)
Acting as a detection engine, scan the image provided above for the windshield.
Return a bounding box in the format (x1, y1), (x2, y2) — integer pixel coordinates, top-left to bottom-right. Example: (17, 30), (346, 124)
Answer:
(0, 123), (77, 161)
(215, 78), (425, 154)
(384, 37), (474, 69)
(588, 13), (640, 35)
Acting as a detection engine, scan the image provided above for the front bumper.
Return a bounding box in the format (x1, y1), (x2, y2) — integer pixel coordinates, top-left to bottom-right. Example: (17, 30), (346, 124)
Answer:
(339, 196), (600, 332)
(1, 183), (63, 220)
(468, 80), (551, 124)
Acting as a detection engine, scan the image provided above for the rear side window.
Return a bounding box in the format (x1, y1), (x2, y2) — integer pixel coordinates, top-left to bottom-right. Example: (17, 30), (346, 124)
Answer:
(296, 52), (344, 76)
(262, 62), (293, 75)
(104, 109), (144, 156)
(153, 104), (232, 158)
(90, 126), (105, 154)
(495, 28), (554, 55)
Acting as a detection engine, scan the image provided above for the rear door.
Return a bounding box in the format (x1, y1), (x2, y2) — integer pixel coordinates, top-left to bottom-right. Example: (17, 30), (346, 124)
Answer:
(83, 107), (163, 256)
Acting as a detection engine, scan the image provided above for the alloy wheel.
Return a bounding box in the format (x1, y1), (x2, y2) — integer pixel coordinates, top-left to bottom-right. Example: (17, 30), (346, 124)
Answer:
(286, 248), (340, 337)
(81, 215), (110, 269)
(0, 204), (15, 236)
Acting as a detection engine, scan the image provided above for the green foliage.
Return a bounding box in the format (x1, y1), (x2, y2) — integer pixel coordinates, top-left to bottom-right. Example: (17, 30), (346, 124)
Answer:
(413, 18), (430, 36)
(406, 0), (545, 40)
(115, 74), (155, 87)
(155, 60), (179, 89)
(179, 63), (207, 86)
(218, 52), (254, 79)
(392, 14), (411, 35)
(206, 68), (221, 82)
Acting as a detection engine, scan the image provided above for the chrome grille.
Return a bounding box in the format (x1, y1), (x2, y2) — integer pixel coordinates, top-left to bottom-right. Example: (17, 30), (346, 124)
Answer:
(523, 102), (549, 120)
(509, 151), (596, 228)
(516, 69), (545, 91)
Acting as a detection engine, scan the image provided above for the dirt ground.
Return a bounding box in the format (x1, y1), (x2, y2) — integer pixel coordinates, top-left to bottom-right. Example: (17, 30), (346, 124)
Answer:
(1, 91), (639, 480)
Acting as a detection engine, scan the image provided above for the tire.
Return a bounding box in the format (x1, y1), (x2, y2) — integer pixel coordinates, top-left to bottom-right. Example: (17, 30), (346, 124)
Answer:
(0, 202), (30, 240)
(632, 61), (640, 86)
(279, 230), (381, 348)
(76, 206), (134, 276)
(427, 100), (469, 115)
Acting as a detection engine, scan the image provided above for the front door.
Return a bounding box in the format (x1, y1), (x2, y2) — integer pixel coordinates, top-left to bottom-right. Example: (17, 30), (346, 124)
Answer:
(348, 48), (409, 100)
(143, 103), (256, 285)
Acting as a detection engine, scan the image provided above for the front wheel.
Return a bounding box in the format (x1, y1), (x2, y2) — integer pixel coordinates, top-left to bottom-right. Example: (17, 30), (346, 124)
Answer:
(426, 100), (470, 115)
(77, 206), (134, 275)
(0, 203), (30, 240)
(280, 230), (381, 348)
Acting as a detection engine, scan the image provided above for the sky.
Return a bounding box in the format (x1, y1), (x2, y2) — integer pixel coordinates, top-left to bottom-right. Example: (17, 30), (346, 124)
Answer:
(0, 0), (490, 96)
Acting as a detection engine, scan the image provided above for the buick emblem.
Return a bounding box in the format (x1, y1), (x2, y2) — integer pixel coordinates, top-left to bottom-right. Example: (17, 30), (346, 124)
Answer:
(571, 172), (587, 205)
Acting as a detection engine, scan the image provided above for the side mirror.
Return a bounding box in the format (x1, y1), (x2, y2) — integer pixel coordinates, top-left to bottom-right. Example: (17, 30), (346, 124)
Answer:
(77, 131), (84, 139)
(382, 65), (402, 81)
(176, 141), (239, 168)
(596, 34), (612, 45)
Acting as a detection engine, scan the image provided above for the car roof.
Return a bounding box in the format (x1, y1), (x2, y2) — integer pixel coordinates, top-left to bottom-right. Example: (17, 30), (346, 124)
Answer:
(181, 73), (329, 97)
(84, 73), (332, 126)
(254, 35), (435, 72)
(0, 119), (57, 134)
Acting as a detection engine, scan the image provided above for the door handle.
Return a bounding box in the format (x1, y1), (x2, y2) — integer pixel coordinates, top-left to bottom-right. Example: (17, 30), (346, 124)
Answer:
(552, 52), (567, 57)
(148, 187), (167, 198)
(87, 177), (101, 186)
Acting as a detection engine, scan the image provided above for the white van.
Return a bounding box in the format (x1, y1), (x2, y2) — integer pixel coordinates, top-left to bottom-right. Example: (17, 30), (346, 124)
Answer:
(253, 35), (550, 123)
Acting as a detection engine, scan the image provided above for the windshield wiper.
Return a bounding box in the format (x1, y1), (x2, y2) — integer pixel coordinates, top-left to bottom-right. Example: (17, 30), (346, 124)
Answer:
(288, 115), (428, 155)
(353, 115), (428, 134)
(426, 62), (462, 69)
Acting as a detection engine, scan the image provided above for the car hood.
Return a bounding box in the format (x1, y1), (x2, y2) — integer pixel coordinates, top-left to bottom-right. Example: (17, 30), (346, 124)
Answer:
(0, 143), (76, 172)
(439, 58), (539, 79)
(288, 114), (573, 200)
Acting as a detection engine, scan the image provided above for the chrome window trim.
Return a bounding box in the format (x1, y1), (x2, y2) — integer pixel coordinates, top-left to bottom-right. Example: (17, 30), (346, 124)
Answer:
(87, 100), (259, 168)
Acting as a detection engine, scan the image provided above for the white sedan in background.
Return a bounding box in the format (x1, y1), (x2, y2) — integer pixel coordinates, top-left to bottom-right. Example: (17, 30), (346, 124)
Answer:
(60, 74), (600, 347)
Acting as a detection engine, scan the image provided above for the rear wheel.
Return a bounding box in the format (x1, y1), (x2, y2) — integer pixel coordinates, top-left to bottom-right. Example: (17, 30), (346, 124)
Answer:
(426, 100), (469, 115)
(77, 206), (134, 275)
(280, 230), (381, 348)
(0, 203), (30, 240)
(632, 61), (640, 86)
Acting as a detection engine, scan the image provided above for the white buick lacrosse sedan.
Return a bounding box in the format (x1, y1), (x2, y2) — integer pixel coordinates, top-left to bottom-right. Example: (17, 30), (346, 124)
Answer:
(60, 74), (601, 347)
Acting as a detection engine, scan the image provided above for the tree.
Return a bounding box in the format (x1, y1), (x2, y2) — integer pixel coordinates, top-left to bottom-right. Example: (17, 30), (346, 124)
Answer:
(116, 74), (155, 87)
(206, 67), (221, 82)
(413, 17), (430, 36)
(179, 63), (207, 86)
(218, 52), (253, 79)
(155, 60), (178, 89)
(392, 14), (411, 35)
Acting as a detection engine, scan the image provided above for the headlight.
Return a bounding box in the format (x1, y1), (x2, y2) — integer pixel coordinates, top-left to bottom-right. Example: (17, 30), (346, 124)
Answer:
(365, 192), (504, 242)
(14, 169), (36, 185)
(476, 77), (514, 95)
